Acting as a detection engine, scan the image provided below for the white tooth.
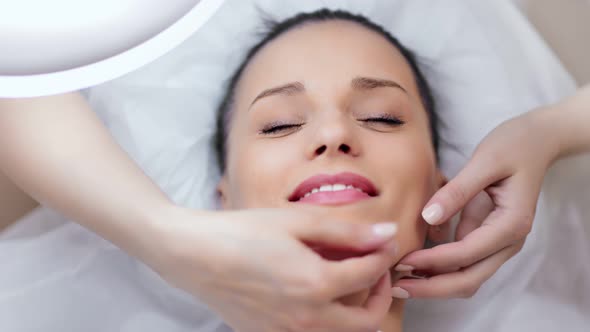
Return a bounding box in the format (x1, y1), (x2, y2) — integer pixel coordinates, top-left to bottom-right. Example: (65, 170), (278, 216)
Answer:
(332, 184), (346, 191)
(319, 184), (332, 192)
(304, 192), (311, 198)
(355, 187), (363, 192)
(346, 185), (354, 189)
(311, 188), (319, 194)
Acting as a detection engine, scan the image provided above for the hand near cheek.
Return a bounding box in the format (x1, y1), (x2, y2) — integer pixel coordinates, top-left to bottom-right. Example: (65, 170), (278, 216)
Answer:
(151, 207), (399, 332)
(391, 112), (555, 299)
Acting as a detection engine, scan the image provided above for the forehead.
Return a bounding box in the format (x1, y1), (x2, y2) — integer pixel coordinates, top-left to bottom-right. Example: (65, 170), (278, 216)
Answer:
(234, 19), (419, 106)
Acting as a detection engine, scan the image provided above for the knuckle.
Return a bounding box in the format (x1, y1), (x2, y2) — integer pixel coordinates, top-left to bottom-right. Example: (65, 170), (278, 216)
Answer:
(511, 214), (534, 240)
(458, 286), (478, 299)
(457, 280), (481, 299)
(515, 239), (526, 251)
(505, 241), (526, 260)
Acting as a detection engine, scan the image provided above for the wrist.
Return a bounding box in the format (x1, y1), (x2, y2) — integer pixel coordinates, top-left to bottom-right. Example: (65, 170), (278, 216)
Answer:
(543, 85), (590, 161)
(530, 105), (568, 167)
(138, 203), (213, 272)
(126, 201), (183, 265)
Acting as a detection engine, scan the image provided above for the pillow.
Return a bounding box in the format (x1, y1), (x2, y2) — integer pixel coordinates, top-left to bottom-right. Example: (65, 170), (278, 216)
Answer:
(2, 1), (588, 331)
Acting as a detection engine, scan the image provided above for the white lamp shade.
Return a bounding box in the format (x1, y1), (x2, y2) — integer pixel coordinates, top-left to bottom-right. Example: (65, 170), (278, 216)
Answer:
(0, 0), (225, 98)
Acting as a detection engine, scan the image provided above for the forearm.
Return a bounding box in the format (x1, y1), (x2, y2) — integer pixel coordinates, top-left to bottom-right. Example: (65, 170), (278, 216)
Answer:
(0, 170), (38, 230)
(0, 92), (171, 260)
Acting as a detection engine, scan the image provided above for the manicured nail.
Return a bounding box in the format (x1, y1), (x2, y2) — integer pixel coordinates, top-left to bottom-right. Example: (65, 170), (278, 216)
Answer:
(391, 287), (410, 299)
(395, 264), (414, 272)
(372, 223), (398, 238)
(422, 204), (443, 225)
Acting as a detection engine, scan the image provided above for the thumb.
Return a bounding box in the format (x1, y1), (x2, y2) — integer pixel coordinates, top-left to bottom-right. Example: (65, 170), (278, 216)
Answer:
(291, 218), (399, 253)
(423, 157), (505, 226)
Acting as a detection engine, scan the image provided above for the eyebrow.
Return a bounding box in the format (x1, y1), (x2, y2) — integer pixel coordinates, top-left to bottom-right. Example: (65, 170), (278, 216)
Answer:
(351, 76), (407, 93)
(249, 76), (407, 109)
(249, 82), (305, 109)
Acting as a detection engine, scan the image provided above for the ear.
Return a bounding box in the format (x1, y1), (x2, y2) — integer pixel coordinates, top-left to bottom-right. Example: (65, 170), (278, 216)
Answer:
(217, 176), (231, 210)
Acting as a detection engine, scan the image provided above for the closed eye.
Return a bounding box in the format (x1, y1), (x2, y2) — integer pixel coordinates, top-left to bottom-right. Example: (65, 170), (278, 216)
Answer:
(360, 115), (405, 126)
(260, 122), (304, 135)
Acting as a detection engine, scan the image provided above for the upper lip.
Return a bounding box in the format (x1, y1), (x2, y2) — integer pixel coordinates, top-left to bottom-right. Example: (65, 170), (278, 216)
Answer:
(288, 172), (379, 202)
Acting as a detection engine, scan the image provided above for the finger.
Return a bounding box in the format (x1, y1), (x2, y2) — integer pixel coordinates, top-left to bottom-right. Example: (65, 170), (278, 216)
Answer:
(455, 191), (494, 241)
(427, 220), (452, 244)
(398, 211), (520, 273)
(402, 174), (536, 274)
(324, 240), (397, 297)
(314, 271), (391, 332)
(422, 156), (507, 226)
(392, 242), (523, 299)
(292, 217), (399, 252)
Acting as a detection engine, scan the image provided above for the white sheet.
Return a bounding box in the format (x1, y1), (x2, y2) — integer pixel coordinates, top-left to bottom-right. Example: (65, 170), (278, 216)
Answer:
(1, 0), (588, 331)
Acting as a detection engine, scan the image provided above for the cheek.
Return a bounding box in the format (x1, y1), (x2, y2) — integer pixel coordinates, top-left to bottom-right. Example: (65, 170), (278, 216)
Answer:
(371, 132), (437, 252)
(227, 137), (301, 208)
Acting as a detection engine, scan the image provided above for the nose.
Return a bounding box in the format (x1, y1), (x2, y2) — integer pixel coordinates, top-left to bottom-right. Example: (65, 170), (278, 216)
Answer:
(308, 114), (360, 159)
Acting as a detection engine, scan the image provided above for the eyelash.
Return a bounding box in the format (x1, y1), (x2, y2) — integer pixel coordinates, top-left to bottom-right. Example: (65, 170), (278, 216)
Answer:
(259, 115), (405, 135)
(260, 122), (304, 135)
(360, 114), (405, 126)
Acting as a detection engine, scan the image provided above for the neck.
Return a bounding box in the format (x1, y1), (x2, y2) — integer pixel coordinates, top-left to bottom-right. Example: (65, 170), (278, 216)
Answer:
(350, 271), (406, 331)
(338, 287), (404, 331)
(380, 298), (404, 332)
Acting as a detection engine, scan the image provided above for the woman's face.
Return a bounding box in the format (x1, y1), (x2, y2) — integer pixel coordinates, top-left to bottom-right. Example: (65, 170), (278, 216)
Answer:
(218, 20), (444, 256)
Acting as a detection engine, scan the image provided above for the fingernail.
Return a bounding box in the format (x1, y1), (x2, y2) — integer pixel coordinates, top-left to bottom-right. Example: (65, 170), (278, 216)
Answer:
(395, 264), (414, 272)
(372, 223), (398, 238)
(422, 204), (443, 225)
(391, 287), (410, 299)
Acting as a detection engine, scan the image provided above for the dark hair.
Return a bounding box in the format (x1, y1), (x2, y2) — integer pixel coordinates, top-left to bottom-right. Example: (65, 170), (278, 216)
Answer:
(214, 9), (438, 172)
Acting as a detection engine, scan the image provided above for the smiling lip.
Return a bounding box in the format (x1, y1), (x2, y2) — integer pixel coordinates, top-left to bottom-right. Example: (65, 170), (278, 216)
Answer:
(288, 172), (378, 206)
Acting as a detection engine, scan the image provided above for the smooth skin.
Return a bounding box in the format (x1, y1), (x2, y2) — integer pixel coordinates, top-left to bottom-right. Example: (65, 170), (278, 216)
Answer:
(0, 93), (399, 332)
(0, 170), (37, 229)
(392, 84), (590, 298)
